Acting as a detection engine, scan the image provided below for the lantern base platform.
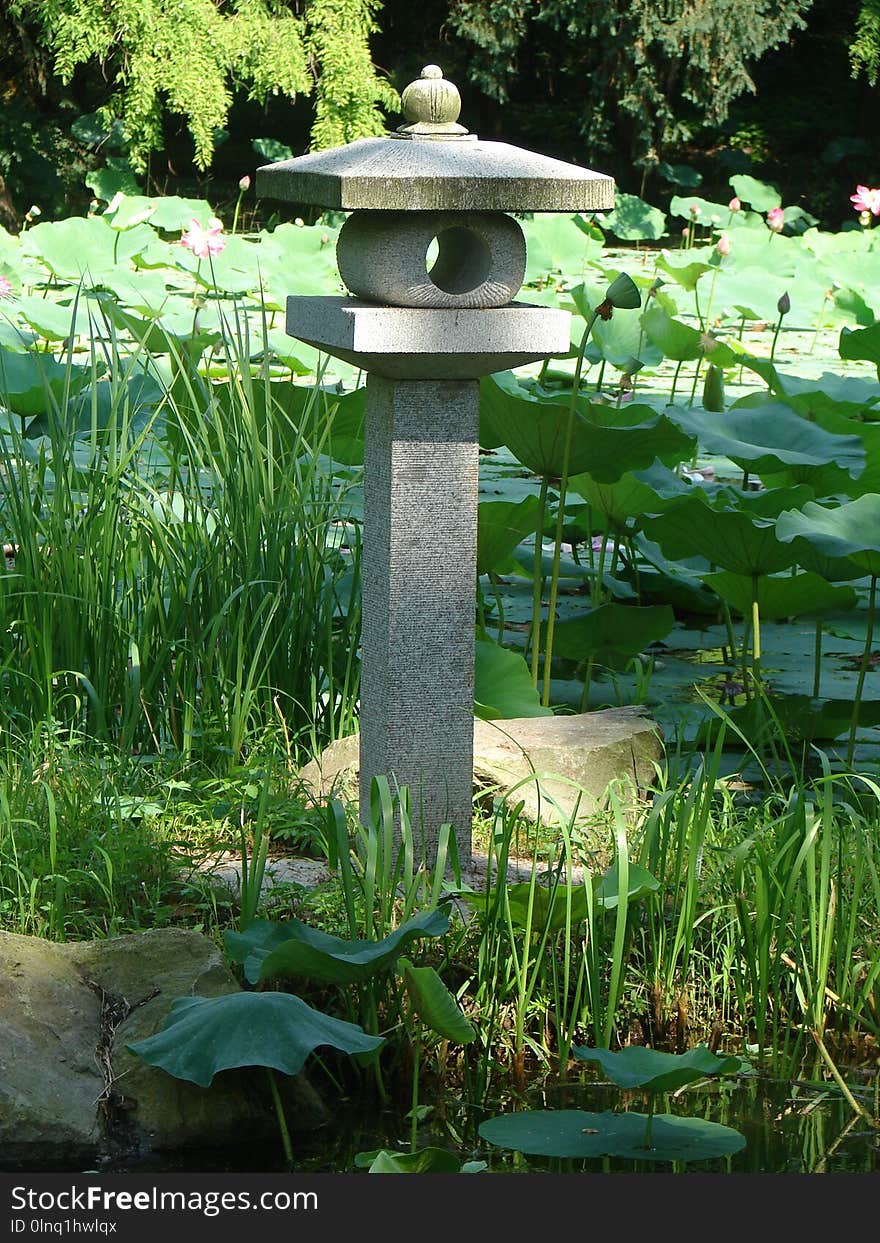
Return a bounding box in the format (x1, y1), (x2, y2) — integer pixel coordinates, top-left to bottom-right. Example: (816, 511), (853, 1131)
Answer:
(285, 296), (570, 379)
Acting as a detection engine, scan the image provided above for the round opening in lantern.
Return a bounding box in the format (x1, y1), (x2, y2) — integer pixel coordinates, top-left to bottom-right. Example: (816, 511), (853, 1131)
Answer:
(425, 227), (492, 296)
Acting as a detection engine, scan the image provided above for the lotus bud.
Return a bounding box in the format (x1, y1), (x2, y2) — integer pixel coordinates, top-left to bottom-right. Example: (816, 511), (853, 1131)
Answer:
(767, 207), (785, 232)
(702, 364), (726, 412)
(689, 204), (701, 218)
(239, 175), (251, 191)
(728, 197), (741, 212)
(716, 234), (731, 257)
(777, 291), (791, 316)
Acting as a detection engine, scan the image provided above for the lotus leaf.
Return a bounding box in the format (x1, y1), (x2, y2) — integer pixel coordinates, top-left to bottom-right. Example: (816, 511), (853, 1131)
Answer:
(477, 496), (541, 575)
(475, 639), (552, 719)
(478, 373), (694, 481)
(703, 570), (857, 620)
(126, 992), (384, 1087)
(354, 1148), (483, 1173)
(226, 907), (450, 985)
(552, 603), (675, 667)
(570, 462), (691, 531)
(599, 193), (667, 242)
(728, 175), (781, 212)
(667, 402), (865, 480)
(775, 496), (880, 577)
(571, 1043), (746, 1092)
(643, 492), (804, 577)
(478, 1109), (746, 1162)
(0, 347), (91, 417)
(521, 214), (601, 283)
(398, 958), (476, 1044)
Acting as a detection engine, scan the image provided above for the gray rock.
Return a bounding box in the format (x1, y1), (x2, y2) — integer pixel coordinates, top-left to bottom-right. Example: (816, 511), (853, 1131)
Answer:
(300, 706), (663, 841)
(0, 928), (325, 1168)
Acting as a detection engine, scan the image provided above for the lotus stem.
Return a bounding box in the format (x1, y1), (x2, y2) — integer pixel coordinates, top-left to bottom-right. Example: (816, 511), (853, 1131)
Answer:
(813, 618), (823, 699)
(751, 576), (762, 687)
(266, 1068), (295, 1169)
(542, 308), (602, 706)
(770, 309), (784, 365)
(529, 477), (549, 687)
(669, 360), (683, 406)
(846, 574), (877, 768)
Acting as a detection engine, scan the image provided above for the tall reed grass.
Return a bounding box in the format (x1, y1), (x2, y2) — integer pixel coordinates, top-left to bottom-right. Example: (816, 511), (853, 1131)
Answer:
(0, 308), (361, 766)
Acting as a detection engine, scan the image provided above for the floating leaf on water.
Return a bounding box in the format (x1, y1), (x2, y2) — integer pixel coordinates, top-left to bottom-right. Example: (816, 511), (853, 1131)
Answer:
(570, 1043), (747, 1092)
(478, 1109), (746, 1163)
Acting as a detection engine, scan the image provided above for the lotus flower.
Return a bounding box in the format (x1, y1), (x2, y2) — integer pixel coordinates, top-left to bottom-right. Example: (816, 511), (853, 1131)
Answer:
(0, 274), (13, 299)
(850, 184), (880, 216)
(766, 207), (785, 232)
(181, 217), (227, 259)
(716, 234), (731, 257)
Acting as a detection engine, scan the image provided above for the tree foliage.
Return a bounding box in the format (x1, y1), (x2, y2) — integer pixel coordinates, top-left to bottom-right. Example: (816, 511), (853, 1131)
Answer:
(851, 0), (880, 83)
(9, 0), (397, 170)
(448, 0), (815, 164)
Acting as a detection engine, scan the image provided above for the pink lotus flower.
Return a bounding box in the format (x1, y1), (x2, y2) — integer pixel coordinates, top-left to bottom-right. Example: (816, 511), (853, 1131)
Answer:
(767, 207), (785, 232)
(716, 234), (731, 257)
(591, 535), (618, 557)
(850, 184), (880, 216)
(728, 197), (741, 212)
(180, 217), (226, 259)
(0, 274), (13, 299)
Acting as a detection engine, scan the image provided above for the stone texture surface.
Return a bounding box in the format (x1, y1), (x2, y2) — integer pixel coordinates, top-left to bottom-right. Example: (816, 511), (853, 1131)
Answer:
(336, 209), (526, 308)
(360, 375), (479, 865)
(0, 928), (325, 1167)
(256, 135), (615, 212)
(301, 706), (663, 837)
(0, 931), (104, 1165)
(285, 297), (571, 379)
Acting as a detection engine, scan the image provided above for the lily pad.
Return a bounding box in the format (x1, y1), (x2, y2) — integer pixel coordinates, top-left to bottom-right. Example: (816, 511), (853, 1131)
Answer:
(354, 1148), (483, 1173)
(478, 1109), (746, 1163)
(126, 992), (384, 1087)
(477, 496), (541, 575)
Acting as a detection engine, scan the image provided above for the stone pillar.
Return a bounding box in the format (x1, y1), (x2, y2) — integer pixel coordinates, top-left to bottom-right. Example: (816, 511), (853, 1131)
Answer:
(359, 374), (479, 865)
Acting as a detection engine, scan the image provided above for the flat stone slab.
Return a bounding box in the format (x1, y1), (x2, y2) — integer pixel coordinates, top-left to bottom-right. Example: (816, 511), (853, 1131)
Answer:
(286, 296), (571, 379)
(299, 707), (662, 835)
(0, 928), (324, 1169)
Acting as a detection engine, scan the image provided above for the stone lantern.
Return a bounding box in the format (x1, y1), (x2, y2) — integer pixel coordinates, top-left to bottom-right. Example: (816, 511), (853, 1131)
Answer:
(257, 65), (615, 865)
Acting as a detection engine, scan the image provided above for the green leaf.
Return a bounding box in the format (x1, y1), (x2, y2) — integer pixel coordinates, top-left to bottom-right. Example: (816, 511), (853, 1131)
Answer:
(552, 603), (675, 667)
(729, 175), (781, 212)
(22, 217), (154, 280)
(593, 861), (661, 909)
(522, 214), (601, 283)
(479, 1109), (746, 1162)
(571, 1044), (746, 1092)
(839, 322), (880, 374)
(477, 497), (540, 575)
(0, 347), (90, 417)
(643, 493), (805, 577)
(479, 373), (694, 481)
(249, 908), (450, 985)
(474, 640), (552, 719)
(667, 403), (866, 480)
(354, 1148), (478, 1173)
(655, 250), (713, 292)
(703, 570), (857, 620)
(600, 193), (667, 242)
(775, 496), (880, 577)
(571, 462), (690, 531)
(658, 163), (702, 188)
(641, 306), (704, 361)
(86, 157), (142, 202)
(398, 958), (475, 1043)
(126, 992), (384, 1087)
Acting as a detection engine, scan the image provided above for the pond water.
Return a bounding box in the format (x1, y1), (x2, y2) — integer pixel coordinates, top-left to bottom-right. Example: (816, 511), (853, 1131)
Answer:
(36, 1071), (877, 1176)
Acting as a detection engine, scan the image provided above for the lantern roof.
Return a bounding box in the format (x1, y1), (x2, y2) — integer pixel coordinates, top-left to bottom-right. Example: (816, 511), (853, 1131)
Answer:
(256, 65), (614, 214)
